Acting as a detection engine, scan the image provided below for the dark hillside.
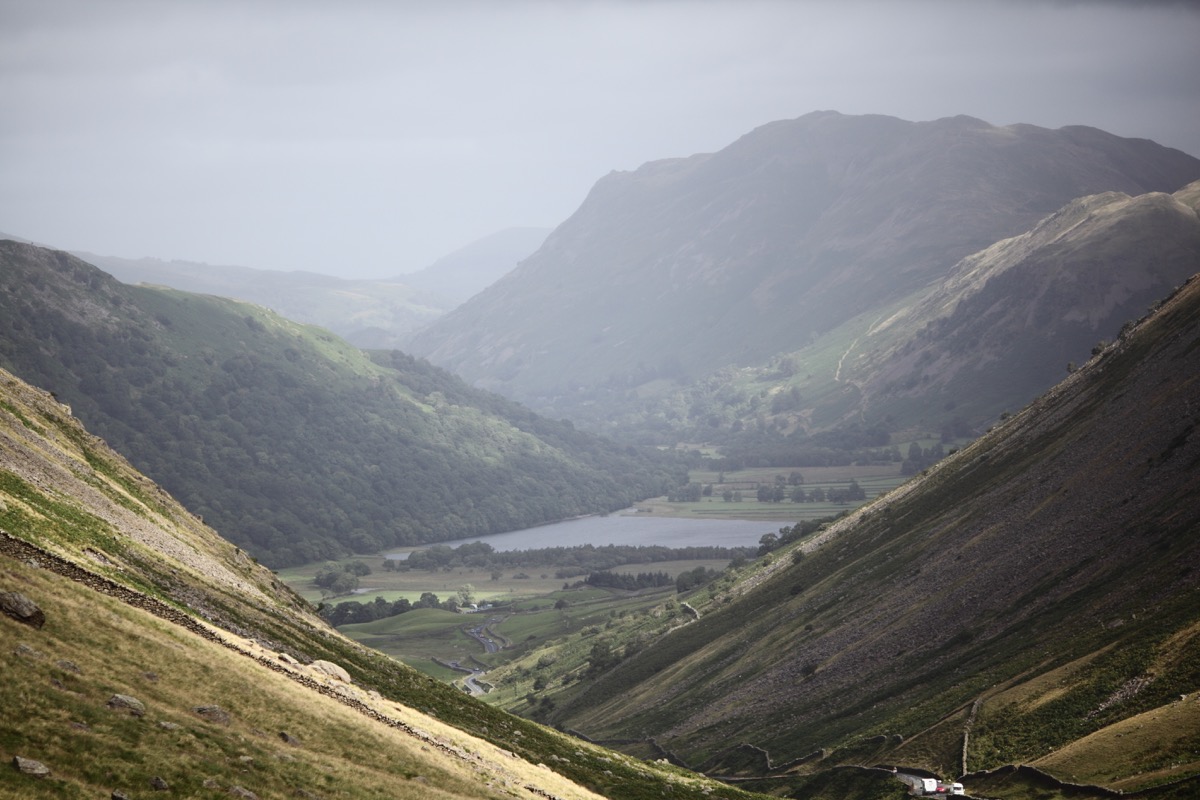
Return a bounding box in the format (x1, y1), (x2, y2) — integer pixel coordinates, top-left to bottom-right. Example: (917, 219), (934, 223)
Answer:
(0, 241), (680, 567)
(547, 270), (1200, 795)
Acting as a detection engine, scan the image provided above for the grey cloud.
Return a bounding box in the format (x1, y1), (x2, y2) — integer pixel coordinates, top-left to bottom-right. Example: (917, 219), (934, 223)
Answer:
(1, 0), (1197, 276)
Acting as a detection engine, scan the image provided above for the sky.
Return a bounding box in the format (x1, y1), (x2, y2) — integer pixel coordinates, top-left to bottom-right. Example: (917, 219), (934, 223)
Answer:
(2, 0), (1199, 279)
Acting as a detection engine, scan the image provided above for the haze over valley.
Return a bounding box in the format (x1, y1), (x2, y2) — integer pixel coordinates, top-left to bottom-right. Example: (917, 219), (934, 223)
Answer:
(4, 2), (1200, 798)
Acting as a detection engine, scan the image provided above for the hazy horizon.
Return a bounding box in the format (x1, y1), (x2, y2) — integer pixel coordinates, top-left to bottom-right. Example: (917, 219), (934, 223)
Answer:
(2, 0), (1198, 279)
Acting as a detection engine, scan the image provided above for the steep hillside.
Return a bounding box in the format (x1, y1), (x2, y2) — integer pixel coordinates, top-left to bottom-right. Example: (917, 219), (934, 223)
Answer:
(0, 241), (681, 567)
(407, 112), (1200, 411)
(536, 271), (1200, 796)
(0, 366), (766, 800)
(76, 252), (447, 349)
(841, 181), (1200, 427)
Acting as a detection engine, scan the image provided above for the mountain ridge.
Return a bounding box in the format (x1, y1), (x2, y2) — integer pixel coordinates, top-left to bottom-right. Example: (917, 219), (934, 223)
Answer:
(405, 111), (1200, 415)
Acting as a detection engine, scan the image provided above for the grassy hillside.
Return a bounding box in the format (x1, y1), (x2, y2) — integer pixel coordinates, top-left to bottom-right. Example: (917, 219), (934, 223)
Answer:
(0, 240), (681, 567)
(0, 364), (768, 800)
(529, 272), (1200, 797)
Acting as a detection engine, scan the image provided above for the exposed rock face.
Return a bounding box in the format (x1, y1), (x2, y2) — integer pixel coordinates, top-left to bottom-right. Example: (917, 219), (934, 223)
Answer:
(0, 590), (45, 628)
(12, 756), (51, 777)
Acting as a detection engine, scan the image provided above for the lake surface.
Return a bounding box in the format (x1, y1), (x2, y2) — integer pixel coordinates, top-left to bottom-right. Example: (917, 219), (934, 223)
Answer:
(387, 511), (791, 558)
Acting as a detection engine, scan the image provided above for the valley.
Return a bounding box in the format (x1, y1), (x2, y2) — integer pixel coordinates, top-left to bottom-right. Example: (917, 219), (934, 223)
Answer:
(4, 109), (1200, 800)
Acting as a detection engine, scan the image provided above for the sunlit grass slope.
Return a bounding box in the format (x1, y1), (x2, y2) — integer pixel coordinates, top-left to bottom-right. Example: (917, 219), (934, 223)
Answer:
(0, 365), (772, 800)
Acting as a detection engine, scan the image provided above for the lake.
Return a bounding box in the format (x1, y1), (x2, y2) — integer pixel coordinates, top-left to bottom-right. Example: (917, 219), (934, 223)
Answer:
(387, 511), (791, 558)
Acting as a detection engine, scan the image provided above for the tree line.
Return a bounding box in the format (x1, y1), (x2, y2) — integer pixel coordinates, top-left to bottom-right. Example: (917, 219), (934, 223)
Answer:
(396, 541), (757, 575)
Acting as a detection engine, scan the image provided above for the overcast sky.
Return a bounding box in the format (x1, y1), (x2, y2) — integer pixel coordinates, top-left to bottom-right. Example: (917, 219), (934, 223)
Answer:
(2, 0), (1198, 278)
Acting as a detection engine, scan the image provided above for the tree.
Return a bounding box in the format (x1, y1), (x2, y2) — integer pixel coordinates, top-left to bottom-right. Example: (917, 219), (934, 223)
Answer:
(457, 584), (476, 607)
(328, 571), (359, 595)
(587, 641), (620, 675)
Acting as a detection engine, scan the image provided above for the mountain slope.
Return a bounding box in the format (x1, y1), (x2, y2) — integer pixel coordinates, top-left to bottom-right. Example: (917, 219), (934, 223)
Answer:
(0, 241), (680, 567)
(538, 270), (1200, 795)
(0, 365), (765, 800)
(407, 112), (1200, 408)
(835, 180), (1200, 427)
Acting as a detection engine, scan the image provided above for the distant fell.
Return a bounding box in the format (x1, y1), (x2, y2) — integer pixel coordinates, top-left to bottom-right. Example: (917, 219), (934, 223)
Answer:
(76, 251), (446, 349)
(406, 112), (1200, 409)
(399, 226), (551, 307)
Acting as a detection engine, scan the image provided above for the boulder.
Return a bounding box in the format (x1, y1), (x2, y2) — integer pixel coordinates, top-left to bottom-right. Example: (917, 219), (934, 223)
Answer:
(0, 591), (45, 629)
(13, 643), (43, 660)
(107, 694), (146, 717)
(310, 660), (351, 683)
(150, 776), (169, 791)
(12, 756), (51, 778)
(193, 705), (232, 725)
(229, 785), (259, 799)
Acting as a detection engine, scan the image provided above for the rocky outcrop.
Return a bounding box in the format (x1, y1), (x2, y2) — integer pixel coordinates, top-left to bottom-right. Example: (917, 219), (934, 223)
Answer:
(11, 756), (51, 778)
(107, 694), (146, 717)
(310, 660), (352, 683)
(0, 590), (45, 628)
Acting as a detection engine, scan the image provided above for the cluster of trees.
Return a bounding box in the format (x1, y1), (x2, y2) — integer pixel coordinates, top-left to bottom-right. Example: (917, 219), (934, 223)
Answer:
(318, 591), (453, 627)
(675, 565), (720, 593)
(396, 541), (757, 575)
(0, 249), (685, 568)
(901, 441), (947, 474)
(755, 517), (837, 556)
(313, 560), (372, 596)
(753, 479), (866, 504)
(584, 571), (675, 590)
(666, 482), (705, 502)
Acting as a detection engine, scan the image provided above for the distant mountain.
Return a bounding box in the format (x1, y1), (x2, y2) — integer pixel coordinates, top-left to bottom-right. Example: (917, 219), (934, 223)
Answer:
(531, 266), (1200, 797)
(0, 364), (760, 800)
(406, 112), (1200, 417)
(0, 241), (681, 567)
(399, 226), (551, 307)
(74, 252), (446, 349)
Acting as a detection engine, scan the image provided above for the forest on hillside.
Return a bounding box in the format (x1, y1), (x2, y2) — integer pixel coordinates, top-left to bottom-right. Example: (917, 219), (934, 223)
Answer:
(0, 243), (684, 567)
